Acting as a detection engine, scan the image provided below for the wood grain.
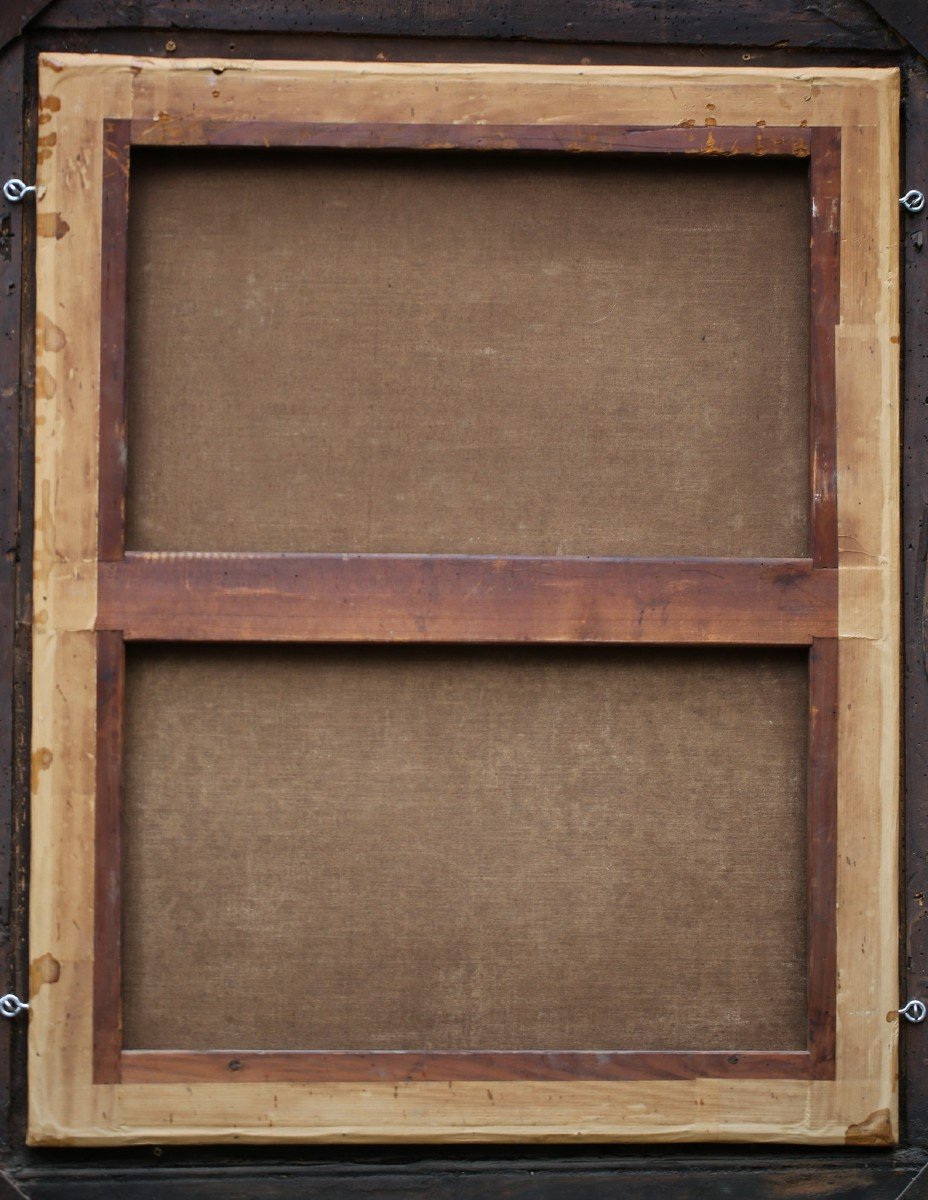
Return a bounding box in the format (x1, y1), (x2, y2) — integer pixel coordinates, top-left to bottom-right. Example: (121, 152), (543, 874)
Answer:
(97, 120), (129, 563)
(809, 128), (841, 570)
(96, 555), (837, 644)
(0, 36), (24, 1152)
(902, 55), (928, 1150)
(129, 119), (814, 157)
(830, 64), (899, 1146)
(120, 1049), (814, 1084)
(31, 50), (132, 1151)
(5, 1160), (921, 1200)
(92, 631), (122, 1085)
(807, 638), (838, 1078)
(0, 0), (56, 55)
(863, 0), (928, 61)
(30, 0), (900, 50)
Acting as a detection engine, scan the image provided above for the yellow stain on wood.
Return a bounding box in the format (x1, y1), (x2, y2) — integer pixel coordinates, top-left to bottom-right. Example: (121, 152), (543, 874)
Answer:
(35, 213), (70, 240)
(845, 1109), (894, 1146)
(35, 314), (66, 353)
(29, 953), (61, 999)
(30, 747), (52, 778)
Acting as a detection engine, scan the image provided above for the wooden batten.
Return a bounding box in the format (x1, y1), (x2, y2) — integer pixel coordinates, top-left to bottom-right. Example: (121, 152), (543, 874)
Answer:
(96, 555), (836, 645)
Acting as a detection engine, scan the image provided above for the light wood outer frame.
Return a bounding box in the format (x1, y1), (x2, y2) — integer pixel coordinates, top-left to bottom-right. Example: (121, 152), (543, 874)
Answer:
(29, 56), (898, 1146)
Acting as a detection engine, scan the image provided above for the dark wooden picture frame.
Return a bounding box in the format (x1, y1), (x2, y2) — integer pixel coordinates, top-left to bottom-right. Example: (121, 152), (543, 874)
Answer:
(2, 2), (927, 1194)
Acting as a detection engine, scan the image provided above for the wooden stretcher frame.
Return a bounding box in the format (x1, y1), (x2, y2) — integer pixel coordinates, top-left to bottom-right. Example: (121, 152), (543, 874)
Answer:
(29, 55), (898, 1145)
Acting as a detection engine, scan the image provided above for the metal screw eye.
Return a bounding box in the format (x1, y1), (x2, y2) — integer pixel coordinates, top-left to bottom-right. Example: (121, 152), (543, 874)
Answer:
(2, 178), (36, 204)
(900, 189), (926, 214)
(899, 998), (927, 1023)
(0, 993), (29, 1019)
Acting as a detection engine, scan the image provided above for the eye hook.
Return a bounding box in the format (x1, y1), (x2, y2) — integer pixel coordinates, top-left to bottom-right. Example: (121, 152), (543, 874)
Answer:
(2, 178), (36, 204)
(0, 993), (29, 1019)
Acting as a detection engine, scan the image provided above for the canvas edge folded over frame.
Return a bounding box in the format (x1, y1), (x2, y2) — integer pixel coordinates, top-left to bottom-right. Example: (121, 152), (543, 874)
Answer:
(28, 56), (899, 1145)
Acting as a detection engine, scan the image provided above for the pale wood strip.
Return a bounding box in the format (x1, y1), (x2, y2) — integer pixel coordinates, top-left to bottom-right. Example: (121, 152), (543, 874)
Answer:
(832, 71), (900, 1140)
(116, 57), (895, 130)
(30, 58), (132, 1147)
